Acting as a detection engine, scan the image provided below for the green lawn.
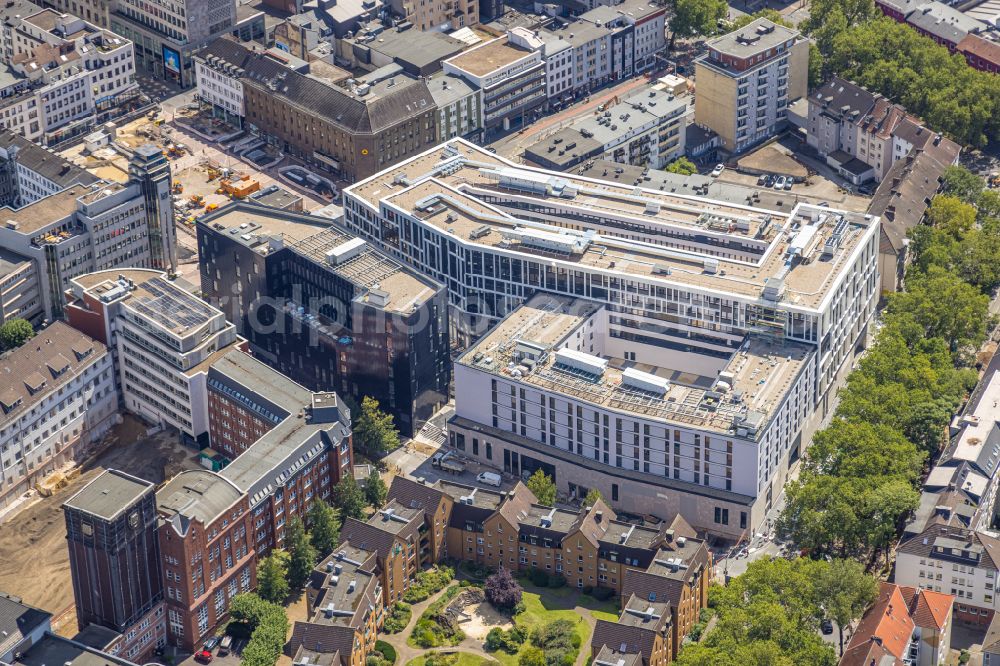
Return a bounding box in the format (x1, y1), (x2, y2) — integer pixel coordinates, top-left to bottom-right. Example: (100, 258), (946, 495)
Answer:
(489, 581), (620, 666)
(407, 653), (500, 666)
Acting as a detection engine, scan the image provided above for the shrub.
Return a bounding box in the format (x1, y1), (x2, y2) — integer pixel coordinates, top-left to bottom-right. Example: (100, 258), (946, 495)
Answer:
(529, 569), (549, 587)
(485, 627), (526, 654)
(403, 566), (455, 603)
(587, 586), (614, 602)
(485, 567), (523, 612)
(374, 641), (397, 665)
(383, 603), (412, 634)
(519, 646), (546, 666)
(547, 575), (566, 589)
(530, 619), (582, 666)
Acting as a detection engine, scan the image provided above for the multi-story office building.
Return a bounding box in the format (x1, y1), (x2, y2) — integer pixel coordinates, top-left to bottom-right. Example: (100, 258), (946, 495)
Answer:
(0, 131), (99, 208)
(128, 145), (177, 273)
(0, 144), (175, 322)
(694, 19), (808, 153)
(0, 10), (139, 144)
(64, 269), (240, 443)
(0, 321), (116, 514)
(110, 0), (236, 87)
(63, 469), (166, 660)
(206, 350), (354, 557)
(341, 139), (881, 537)
(385, 0), (477, 31)
(0, 247), (41, 325)
(197, 203), (450, 436)
(443, 28), (546, 136)
(239, 49), (437, 183)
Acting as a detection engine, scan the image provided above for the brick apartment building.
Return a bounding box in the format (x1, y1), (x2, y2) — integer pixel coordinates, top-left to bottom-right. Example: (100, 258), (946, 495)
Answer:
(65, 349), (353, 655)
(387, 477), (712, 662)
(287, 547), (383, 666)
(284, 475), (713, 666)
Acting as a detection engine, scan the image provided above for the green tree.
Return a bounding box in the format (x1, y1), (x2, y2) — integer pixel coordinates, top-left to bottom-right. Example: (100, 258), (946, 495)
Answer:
(813, 560), (879, 656)
(307, 499), (341, 556)
(333, 475), (367, 520)
(364, 467), (388, 508)
(808, 42), (824, 88)
(887, 267), (992, 357)
(669, 0), (727, 47)
(0, 319), (33, 351)
(940, 165), (984, 203)
(665, 157), (698, 175)
(519, 646), (546, 666)
(677, 559), (840, 666)
(526, 469), (556, 506)
(354, 396), (400, 454)
(286, 517), (317, 590)
(256, 550), (290, 603)
(729, 9), (793, 30)
(583, 487), (603, 507)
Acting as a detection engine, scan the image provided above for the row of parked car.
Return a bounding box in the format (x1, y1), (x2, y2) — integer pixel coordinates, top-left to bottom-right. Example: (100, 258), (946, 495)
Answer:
(757, 173), (794, 190)
(194, 635), (233, 663)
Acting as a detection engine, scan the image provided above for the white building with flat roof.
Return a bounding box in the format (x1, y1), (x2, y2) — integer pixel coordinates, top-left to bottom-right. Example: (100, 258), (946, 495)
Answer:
(340, 138), (881, 537)
(65, 269), (240, 443)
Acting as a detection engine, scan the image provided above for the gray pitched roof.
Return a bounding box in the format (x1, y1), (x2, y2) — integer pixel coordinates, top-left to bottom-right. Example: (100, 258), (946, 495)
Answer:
(0, 594), (51, 659)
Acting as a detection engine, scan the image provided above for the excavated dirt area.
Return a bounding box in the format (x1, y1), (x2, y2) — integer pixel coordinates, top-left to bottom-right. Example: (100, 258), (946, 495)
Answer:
(0, 416), (198, 627)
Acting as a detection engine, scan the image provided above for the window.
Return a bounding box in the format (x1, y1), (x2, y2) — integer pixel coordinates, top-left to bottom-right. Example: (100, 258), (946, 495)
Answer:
(611, 484), (619, 502)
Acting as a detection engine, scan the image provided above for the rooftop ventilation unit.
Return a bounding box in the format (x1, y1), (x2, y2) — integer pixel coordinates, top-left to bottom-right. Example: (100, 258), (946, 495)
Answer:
(325, 237), (367, 266)
(621, 368), (670, 395)
(500, 227), (595, 255)
(554, 348), (607, 377)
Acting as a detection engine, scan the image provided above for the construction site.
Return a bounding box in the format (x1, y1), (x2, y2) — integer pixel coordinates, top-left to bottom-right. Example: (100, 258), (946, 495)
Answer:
(0, 416), (199, 632)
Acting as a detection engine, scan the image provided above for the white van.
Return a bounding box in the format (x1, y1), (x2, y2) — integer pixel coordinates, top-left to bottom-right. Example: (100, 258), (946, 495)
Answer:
(477, 471), (502, 487)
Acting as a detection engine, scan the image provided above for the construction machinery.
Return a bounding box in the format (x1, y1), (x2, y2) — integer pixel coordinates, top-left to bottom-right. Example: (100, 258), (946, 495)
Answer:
(189, 194), (205, 208)
(220, 176), (261, 199)
(171, 182), (183, 194)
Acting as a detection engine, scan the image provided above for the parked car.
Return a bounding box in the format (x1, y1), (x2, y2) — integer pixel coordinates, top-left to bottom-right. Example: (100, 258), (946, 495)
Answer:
(783, 178), (793, 190)
(195, 650), (213, 664)
(218, 636), (233, 657)
(477, 471), (503, 487)
(821, 619), (834, 635)
(203, 637), (221, 652)
(774, 176), (786, 189)
(711, 163), (725, 177)
(764, 174), (776, 188)
(757, 174), (767, 185)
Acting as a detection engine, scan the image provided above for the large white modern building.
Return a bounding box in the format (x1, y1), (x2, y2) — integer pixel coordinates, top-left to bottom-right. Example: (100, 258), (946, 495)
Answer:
(0, 320), (117, 516)
(65, 269), (241, 444)
(340, 139), (882, 537)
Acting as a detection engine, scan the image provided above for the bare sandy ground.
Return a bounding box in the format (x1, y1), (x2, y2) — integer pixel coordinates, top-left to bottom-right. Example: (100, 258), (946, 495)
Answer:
(0, 416), (198, 619)
(459, 602), (513, 640)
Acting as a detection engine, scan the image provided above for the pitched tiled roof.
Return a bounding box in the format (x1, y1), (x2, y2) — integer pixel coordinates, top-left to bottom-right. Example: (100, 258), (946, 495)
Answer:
(843, 583), (914, 662)
(909, 588), (952, 630)
(898, 524), (1000, 570)
(387, 476), (446, 516)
